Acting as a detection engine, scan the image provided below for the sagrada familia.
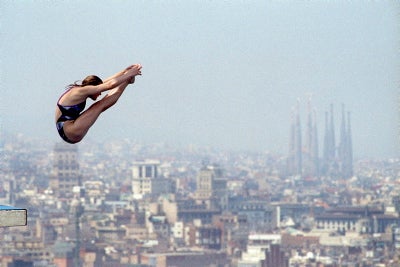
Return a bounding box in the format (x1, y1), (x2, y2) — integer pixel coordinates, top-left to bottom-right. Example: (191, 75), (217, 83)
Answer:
(287, 98), (353, 179)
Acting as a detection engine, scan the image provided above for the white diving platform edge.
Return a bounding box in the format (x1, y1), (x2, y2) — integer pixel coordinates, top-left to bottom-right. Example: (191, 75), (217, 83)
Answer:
(0, 205), (27, 227)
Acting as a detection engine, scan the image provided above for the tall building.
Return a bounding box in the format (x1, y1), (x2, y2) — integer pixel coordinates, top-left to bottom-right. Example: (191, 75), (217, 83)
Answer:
(50, 143), (81, 197)
(195, 164), (227, 210)
(195, 167), (214, 200)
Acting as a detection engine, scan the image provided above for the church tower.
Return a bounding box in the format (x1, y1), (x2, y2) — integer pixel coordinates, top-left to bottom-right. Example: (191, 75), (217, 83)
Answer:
(288, 101), (353, 179)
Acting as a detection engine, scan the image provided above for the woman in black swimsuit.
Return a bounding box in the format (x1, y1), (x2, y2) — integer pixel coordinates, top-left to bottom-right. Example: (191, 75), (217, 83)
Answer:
(55, 64), (142, 144)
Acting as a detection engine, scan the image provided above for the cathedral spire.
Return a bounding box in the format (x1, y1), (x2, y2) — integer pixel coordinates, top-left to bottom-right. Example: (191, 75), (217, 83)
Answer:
(295, 99), (302, 175)
(329, 103), (336, 160)
(338, 103), (347, 161)
(347, 111), (353, 177)
(312, 108), (319, 176)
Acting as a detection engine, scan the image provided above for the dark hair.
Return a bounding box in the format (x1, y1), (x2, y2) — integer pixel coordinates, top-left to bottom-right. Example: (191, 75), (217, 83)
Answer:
(82, 75), (103, 86)
(67, 75), (103, 89)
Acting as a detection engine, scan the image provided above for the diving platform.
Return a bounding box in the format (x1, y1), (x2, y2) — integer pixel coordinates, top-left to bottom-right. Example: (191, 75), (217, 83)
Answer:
(0, 205), (27, 227)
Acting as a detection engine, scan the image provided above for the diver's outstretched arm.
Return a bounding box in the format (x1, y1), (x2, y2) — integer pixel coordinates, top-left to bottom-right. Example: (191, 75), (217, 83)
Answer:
(103, 64), (140, 83)
(68, 64), (141, 102)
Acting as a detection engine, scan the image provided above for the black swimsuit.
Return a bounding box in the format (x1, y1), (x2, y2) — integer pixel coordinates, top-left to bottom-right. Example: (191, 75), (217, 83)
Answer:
(56, 90), (86, 143)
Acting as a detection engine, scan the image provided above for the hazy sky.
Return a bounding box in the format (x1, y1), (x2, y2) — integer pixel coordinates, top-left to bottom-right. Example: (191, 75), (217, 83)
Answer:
(1, 1), (399, 158)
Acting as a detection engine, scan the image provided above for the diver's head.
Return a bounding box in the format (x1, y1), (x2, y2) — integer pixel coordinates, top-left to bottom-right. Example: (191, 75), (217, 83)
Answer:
(82, 75), (103, 100)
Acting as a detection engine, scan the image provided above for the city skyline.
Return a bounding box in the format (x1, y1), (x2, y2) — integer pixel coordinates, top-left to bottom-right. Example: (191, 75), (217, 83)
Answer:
(0, 130), (399, 266)
(1, 1), (399, 159)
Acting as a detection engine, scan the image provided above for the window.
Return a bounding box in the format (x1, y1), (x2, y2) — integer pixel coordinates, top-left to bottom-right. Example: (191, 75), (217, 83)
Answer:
(145, 166), (152, 177)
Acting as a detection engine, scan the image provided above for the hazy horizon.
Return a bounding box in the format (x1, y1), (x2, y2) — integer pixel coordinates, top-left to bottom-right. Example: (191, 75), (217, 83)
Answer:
(1, 1), (399, 159)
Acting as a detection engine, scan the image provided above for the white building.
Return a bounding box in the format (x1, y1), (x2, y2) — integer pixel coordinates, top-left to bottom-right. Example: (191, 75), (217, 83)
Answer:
(237, 234), (281, 267)
(132, 160), (172, 198)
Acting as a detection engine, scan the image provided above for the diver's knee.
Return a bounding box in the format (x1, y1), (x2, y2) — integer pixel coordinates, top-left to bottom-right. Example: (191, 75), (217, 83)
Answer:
(67, 135), (82, 144)
(64, 130), (84, 144)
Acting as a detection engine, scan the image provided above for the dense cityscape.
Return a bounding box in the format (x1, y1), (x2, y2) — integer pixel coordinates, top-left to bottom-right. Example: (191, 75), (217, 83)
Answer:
(0, 102), (399, 267)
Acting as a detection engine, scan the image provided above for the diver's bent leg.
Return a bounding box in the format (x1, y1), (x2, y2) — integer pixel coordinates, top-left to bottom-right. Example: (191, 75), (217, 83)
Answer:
(63, 82), (129, 142)
(62, 103), (104, 143)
